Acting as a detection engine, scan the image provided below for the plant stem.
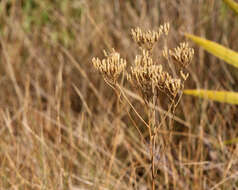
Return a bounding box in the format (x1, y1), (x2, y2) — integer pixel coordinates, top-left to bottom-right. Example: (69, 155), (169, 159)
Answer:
(106, 87), (120, 188)
(149, 92), (157, 190)
(150, 134), (156, 190)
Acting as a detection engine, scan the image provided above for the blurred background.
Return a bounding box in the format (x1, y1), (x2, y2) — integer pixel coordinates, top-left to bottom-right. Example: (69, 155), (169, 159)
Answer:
(0, 0), (238, 189)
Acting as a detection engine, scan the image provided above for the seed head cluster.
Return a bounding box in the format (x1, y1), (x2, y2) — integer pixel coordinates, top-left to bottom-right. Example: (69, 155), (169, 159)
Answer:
(128, 49), (182, 101)
(169, 42), (194, 68)
(131, 23), (170, 50)
(91, 23), (194, 102)
(92, 49), (127, 84)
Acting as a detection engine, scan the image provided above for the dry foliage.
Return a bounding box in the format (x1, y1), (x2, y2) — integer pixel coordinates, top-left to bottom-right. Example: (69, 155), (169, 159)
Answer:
(0, 1), (238, 190)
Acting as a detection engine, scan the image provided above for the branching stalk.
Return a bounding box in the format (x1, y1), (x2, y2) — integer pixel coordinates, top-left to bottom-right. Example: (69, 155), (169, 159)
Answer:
(91, 23), (194, 189)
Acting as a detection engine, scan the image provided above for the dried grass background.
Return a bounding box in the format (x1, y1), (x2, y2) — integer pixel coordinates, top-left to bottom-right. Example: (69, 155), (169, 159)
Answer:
(0, 0), (238, 189)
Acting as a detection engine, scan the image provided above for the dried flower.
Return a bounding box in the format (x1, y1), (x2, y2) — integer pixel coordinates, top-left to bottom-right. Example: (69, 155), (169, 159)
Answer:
(165, 78), (182, 98)
(131, 28), (161, 51)
(92, 49), (127, 84)
(91, 23), (194, 103)
(129, 48), (182, 102)
(159, 22), (170, 36)
(131, 23), (170, 51)
(169, 42), (194, 68)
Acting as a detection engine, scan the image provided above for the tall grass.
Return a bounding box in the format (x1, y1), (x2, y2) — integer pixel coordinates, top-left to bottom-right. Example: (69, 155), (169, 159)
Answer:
(0, 0), (238, 189)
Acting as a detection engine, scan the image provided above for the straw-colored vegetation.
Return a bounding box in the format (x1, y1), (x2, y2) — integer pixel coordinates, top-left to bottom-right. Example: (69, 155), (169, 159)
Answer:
(0, 1), (238, 190)
(92, 23), (194, 190)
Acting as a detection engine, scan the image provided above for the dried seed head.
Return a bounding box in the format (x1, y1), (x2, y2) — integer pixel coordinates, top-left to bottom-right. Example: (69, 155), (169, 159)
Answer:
(169, 42), (194, 68)
(159, 22), (170, 36)
(131, 23), (170, 51)
(131, 28), (161, 50)
(92, 49), (127, 84)
(165, 78), (182, 98)
(129, 25), (194, 102)
(130, 51), (157, 101)
(134, 49), (153, 67)
(129, 48), (182, 101)
(91, 23), (193, 104)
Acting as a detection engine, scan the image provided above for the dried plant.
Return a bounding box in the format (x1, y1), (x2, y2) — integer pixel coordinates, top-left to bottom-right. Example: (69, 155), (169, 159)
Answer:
(170, 42), (194, 68)
(169, 42), (194, 81)
(91, 23), (194, 190)
(131, 23), (169, 51)
(92, 49), (127, 85)
(128, 49), (183, 102)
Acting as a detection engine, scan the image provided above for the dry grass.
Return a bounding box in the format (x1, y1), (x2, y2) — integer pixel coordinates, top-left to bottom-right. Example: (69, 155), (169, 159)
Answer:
(0, 0), (238, 190)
